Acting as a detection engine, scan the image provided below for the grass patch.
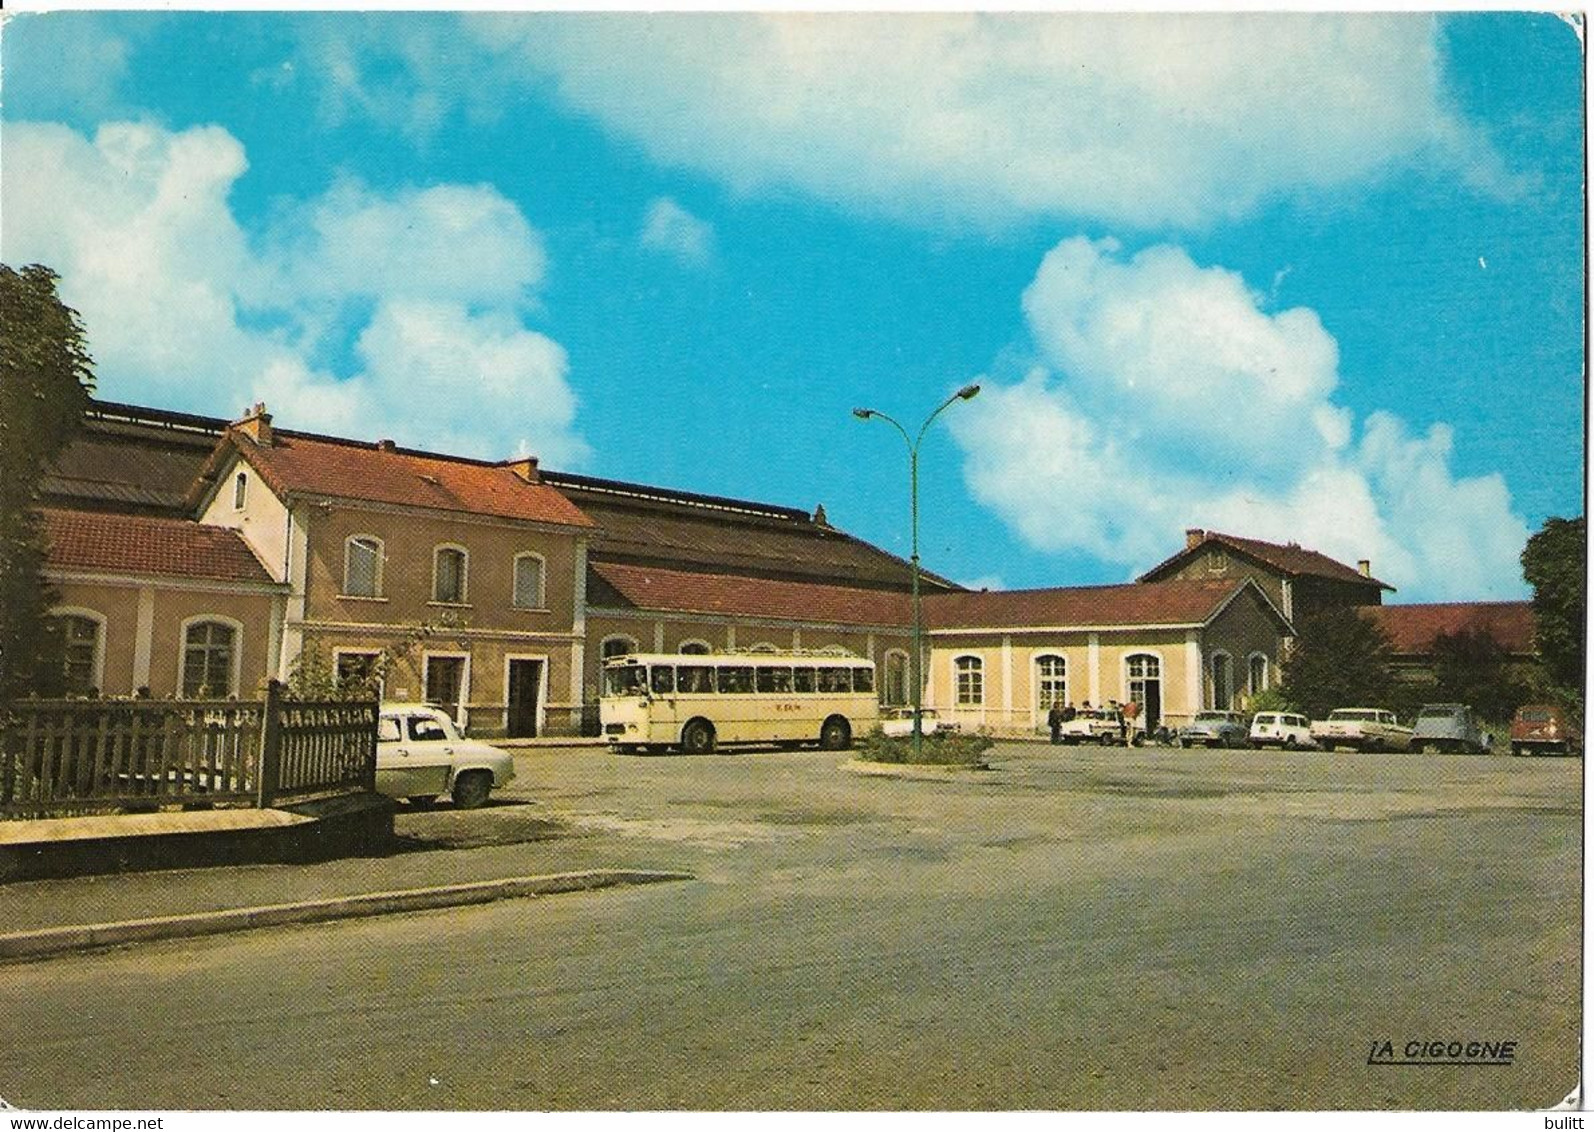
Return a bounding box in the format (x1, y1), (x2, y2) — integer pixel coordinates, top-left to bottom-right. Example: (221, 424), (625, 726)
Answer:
(853, 728), (996, 766)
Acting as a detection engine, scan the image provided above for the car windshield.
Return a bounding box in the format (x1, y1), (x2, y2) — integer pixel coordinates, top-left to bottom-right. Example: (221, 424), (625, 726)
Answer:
(1329, 710), (1378, 722)
(604, 665), (648, 696)
(1521, 709), (1552, 723)
(1193, 712), (1229, 723)
(1418, 707), (1460, 719)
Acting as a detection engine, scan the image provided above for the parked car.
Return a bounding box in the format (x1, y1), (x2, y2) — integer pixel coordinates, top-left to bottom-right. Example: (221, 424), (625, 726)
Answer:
(1177, 710), (1250, 748)
(1055, 707), (1133, 745)
(1310, 708), (1413, 753)
(1411, 703), (1491, 754)
(1249, 711), (1317, 750)
(880, 707), (961, 738)
(1510, 703), (1582, 757)
(377, 703), (516, 808)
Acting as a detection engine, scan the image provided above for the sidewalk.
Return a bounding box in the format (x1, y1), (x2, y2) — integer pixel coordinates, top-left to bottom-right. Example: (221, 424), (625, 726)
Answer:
(0, 805), (693, 957)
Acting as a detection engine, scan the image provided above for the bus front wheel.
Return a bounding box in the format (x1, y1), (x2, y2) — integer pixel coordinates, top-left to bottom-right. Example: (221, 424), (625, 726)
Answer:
(820, 716), (852, 751)
(681, 719), (716, 754)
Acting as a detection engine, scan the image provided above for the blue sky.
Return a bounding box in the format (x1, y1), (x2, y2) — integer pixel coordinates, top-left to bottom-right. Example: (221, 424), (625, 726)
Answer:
(1, 11), (1583, 601)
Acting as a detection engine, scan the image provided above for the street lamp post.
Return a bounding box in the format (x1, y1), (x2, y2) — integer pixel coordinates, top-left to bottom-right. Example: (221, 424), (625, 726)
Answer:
(853, 383), (981, 760)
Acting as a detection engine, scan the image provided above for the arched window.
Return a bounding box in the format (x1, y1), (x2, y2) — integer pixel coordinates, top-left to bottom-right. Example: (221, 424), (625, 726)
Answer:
(678, 640), (712, 655)
(513, 553), (546, 609)
(52, 611), (104, 695)
(232, 471), (248, 510)
(882, 649), (910, 706)
(1035, 654), (1068, 711)
(954, 655), (984, 707)
(1210, 652), (1235, 710)
(182, 619), (239, 698)
(1248, 652), (1269, 696)
(601, 635), (638, 661)
(344, 535), (383, 598)
(433, 545), (468, 604)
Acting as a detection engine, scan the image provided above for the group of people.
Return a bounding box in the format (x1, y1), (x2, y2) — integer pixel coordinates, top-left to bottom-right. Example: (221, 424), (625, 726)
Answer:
(1046, 698), (1142, 745)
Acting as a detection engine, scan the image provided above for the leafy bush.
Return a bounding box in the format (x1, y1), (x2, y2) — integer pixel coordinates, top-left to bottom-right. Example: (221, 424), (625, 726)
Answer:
(853, 727), (995, 766)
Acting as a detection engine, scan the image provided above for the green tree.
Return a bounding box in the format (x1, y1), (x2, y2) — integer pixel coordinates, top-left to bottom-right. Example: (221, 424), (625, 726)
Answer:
(1429, 627), (1526, 723)
(0, 264), (95, 700)
(1280, 605), (1398, 721)
(1520, 516), (1584, 699)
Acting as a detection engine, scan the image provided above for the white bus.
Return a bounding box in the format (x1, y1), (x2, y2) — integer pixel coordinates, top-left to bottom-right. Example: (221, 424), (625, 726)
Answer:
(600, 651), (880, 754)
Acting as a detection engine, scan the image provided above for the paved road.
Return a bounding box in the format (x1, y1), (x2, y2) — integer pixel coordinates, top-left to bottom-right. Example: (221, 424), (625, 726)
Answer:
(0, 743), (1579, 1110)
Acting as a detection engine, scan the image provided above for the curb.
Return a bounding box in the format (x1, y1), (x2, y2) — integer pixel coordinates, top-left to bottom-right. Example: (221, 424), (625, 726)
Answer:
(0, 869), (692, 962)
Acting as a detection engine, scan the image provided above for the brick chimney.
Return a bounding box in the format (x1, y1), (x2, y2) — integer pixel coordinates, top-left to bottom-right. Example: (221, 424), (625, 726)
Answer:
(1185, 528), (1206, 550)
(1358, 559), (1372, 578)
(814, 503), (829, 527)
(232, 402), (273, 446)
(504, 456), (541, 484)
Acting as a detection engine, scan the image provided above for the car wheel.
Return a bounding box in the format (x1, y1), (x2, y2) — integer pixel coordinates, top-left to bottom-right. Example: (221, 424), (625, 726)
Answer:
(407, 795), (436, 810)
(451, 770), (492, 810)
(681, 719), (716, 754)
(1283, 736), (1296, 750)
(819, 716), (851, 751)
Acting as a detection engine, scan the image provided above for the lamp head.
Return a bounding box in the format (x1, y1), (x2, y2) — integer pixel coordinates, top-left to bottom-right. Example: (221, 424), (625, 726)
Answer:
(955, 383), (981, 401)
(852, 408), (876, 420)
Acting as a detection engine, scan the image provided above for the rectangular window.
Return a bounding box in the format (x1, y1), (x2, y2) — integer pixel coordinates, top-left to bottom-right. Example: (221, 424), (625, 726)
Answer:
(756, 666), (794, 693)
(852, 667), (874, 694)
(955, 659), (983, 706)
(513, 556), (544, 609)
(716, 666), (753, 694)
(818, 667), (852, 694)
(182, 621), (236, 698)
(650, 666), (676, 695)
(232, 472), (248, 510)
(345, 538), (381, 597)
(793, 668), (816, 693)
(677, 665), (714, 694)
(336, 651), (381, 694)
(59, 616), (99, 694)
(424, 656), (466, 714)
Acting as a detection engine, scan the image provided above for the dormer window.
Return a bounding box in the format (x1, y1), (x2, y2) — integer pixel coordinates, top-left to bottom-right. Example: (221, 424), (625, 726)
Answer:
(232, 471), (248, 510)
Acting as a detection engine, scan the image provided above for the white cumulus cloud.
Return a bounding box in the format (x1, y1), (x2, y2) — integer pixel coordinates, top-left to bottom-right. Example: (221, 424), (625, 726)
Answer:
(1, 119), (588, 465)
(950, 237), (1530, 600)
(640, 197), (715, 266)
(466, 12), (1501, 229)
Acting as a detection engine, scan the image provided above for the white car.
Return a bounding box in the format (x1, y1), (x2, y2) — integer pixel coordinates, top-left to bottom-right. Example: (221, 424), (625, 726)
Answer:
(880, 707), (961, 738)
(1249, 711), (1318, 750)
(1310, 708), (1414, 753)
(377, 704), (517, 809)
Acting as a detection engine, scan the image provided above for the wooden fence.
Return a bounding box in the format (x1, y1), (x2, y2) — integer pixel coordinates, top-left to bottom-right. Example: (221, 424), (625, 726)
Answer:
(1, 682), (377, 819)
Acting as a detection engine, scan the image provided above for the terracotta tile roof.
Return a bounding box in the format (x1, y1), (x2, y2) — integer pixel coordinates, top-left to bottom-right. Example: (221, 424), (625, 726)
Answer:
(590, 562), (913, 626)
(923, 578), (1264, 630)
(1139, 530), (1394, 590)
(41, 508), (278, 585)
(1360, 602), (1536, 656)
(210, 433), (596, 529)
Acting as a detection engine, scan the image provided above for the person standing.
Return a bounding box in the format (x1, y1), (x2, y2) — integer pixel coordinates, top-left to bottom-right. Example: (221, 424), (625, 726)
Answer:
(1123, 698), (1142, 745)
(1048, 701), (1065, 744)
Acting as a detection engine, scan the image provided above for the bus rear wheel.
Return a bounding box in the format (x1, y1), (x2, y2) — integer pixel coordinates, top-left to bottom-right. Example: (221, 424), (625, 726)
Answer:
(819, 716), (851, 751)
(681, 719), (716, 754)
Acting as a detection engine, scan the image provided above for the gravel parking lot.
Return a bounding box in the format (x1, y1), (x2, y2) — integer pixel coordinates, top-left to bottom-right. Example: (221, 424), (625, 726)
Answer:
(383, 738), (1581, 1109)
(1, 739), (1578, 1110)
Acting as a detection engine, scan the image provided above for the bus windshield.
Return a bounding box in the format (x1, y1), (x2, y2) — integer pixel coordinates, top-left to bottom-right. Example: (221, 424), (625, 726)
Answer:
(605, 665), (648, 696)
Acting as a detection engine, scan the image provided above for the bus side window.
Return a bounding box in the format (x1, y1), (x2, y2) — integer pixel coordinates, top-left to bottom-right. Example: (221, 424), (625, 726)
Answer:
(757, 666), (794, 693)
(679, 665), (713, 694)
(819, 667), (852, 693)
(794, 668), (816, 693)
(717, 666), (753, 694)
(651, 666), (676, 695)
(853, 667), (874, 694)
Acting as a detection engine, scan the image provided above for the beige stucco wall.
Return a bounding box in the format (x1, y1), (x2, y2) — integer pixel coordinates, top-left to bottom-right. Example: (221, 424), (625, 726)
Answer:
(199, 453), (293, 581)
(927, 627), (1201, 735)
(49, 576), (281, 699)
